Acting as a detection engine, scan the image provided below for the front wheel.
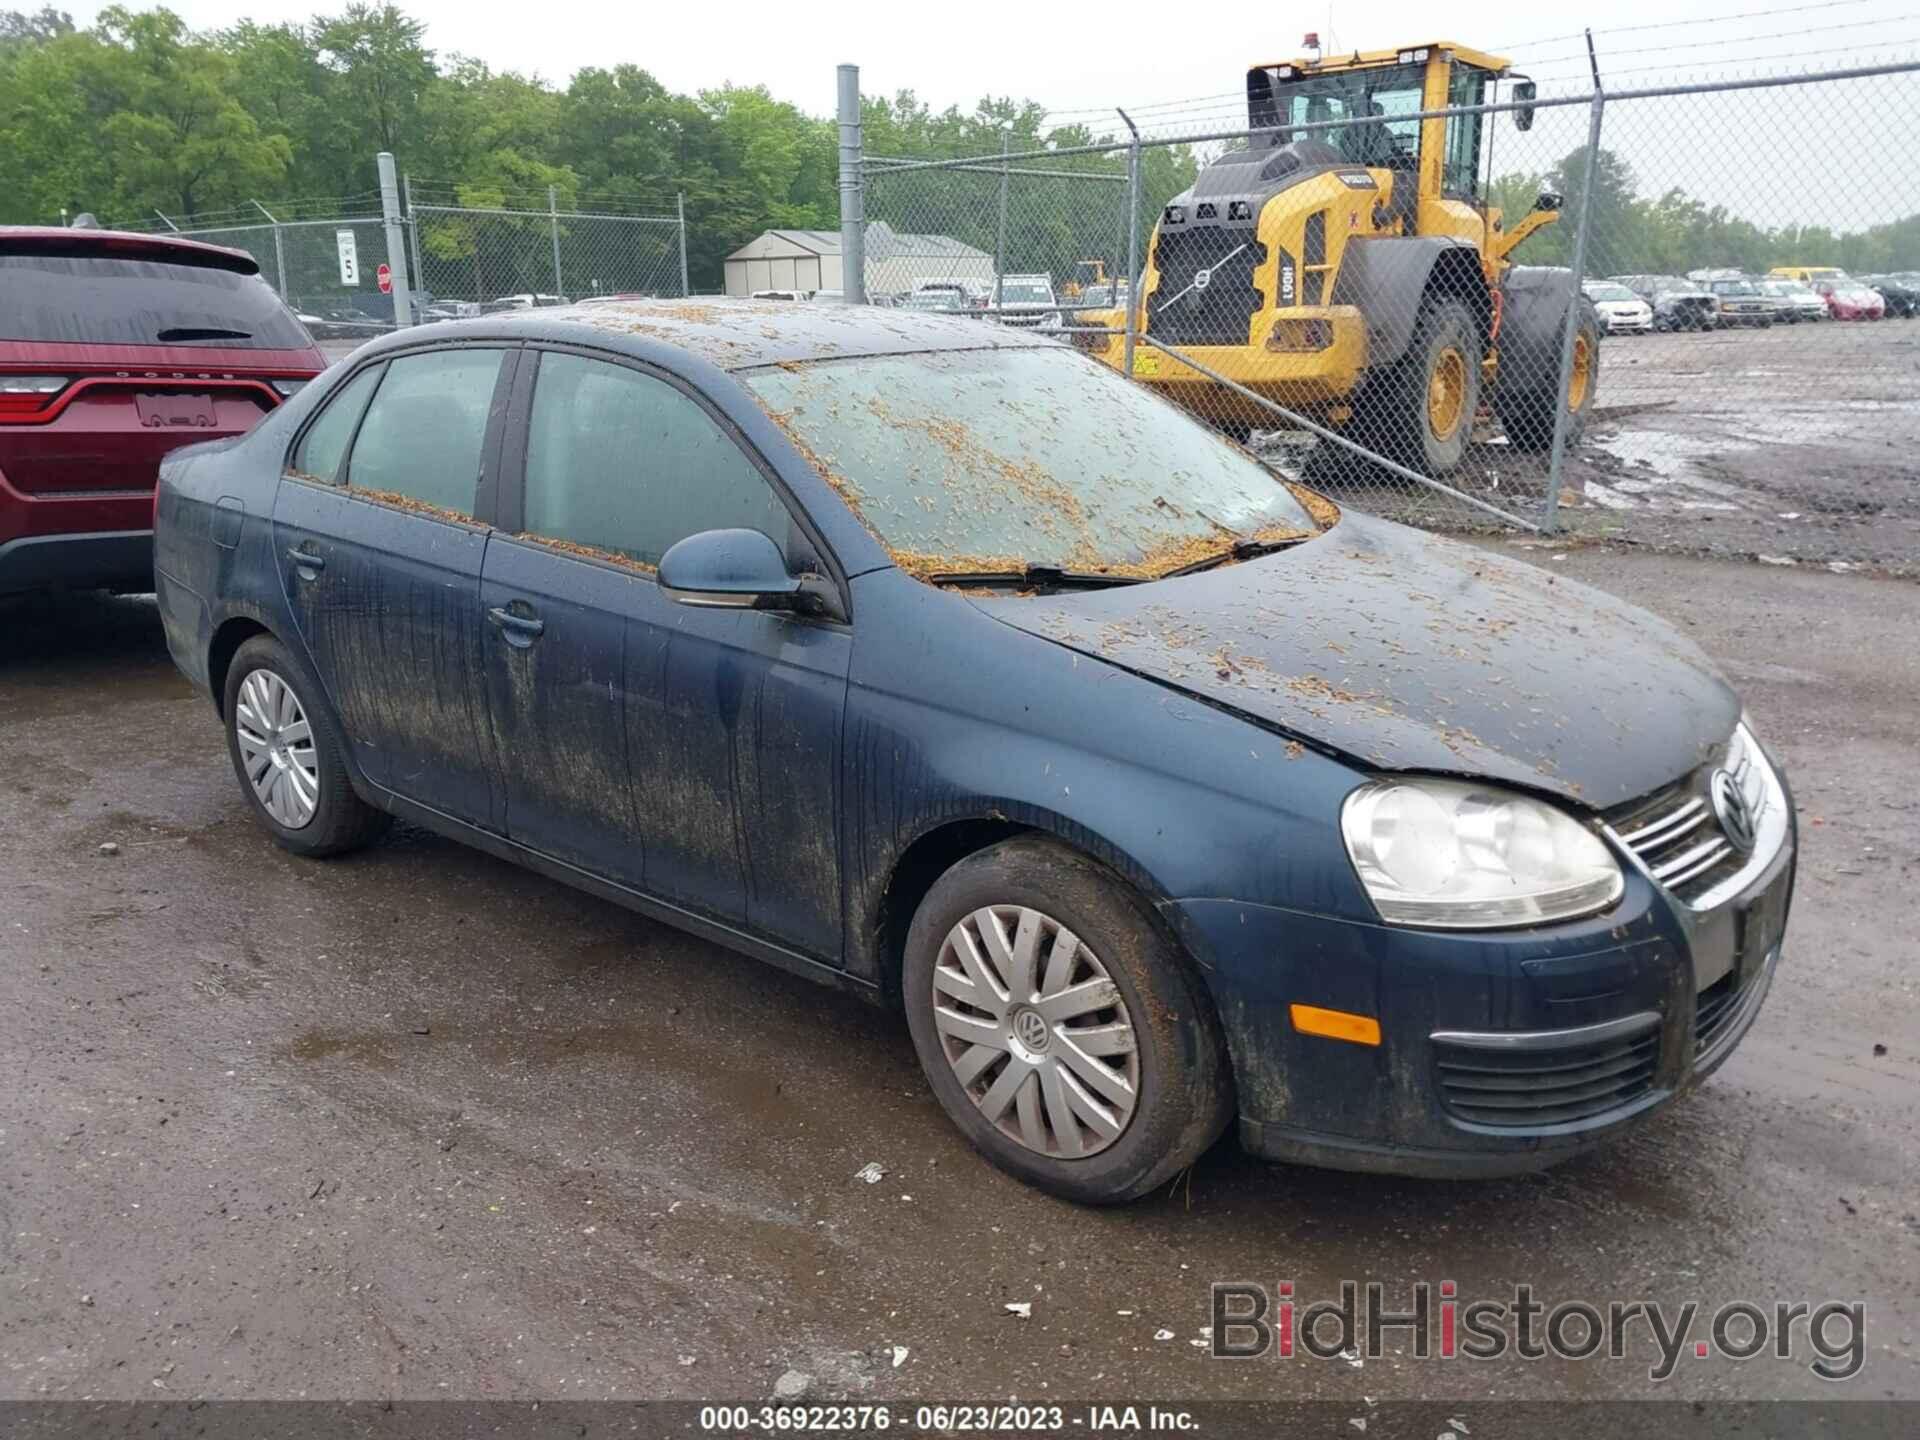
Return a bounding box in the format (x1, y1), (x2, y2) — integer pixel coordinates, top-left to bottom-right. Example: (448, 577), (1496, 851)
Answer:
(223, 634), (391, 857)
(1353, 296), (1481, 478)
(902, 837), (1232, 1204)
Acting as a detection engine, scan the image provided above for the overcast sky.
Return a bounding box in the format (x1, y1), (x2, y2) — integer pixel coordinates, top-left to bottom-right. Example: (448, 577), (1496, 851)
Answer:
(66, 0), (1920, 117)
(65, 0), (1920, 229)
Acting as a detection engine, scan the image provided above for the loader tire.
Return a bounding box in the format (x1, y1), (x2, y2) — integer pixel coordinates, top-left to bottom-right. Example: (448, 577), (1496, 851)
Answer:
(1496, 294), (1601, 454)
(1353, 296), (1481, 479)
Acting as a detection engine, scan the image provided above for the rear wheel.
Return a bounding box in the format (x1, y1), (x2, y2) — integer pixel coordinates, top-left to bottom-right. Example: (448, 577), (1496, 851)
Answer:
(902, 837), (1232, 1204)
(1354, 296), (1481, 478)
(223, 634), (390, 858)
(1496, 295), (1600, 454)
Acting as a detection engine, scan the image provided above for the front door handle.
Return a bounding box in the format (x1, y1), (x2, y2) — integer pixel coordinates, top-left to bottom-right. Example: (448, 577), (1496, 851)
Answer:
(487, 605), (545, 644)
(286, 545), (325, 575)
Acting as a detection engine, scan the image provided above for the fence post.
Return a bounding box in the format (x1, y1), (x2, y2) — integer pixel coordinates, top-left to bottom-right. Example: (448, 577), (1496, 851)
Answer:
(1541, 90), (1605, 533)
(253, 200), (288, 299)
(837, 63), (866, 304)
(548, 184), (565, 300)
(994, 129), (1009, 311)
(1118, 109), (1141, 381)
(403, 174), (426, 307)
(376, 151), (413, 328)
(677, 192), (690, 297)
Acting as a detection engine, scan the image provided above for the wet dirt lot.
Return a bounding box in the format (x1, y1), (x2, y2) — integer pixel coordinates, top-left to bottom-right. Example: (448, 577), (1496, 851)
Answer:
(1287, 317), (1920, 575)
(1, 551), (1916, 1409)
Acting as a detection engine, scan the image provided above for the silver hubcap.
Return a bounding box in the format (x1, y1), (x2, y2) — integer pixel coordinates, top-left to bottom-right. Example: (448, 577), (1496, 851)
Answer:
(234, 668), (319, 830)
(932, 906), (1140, 1159)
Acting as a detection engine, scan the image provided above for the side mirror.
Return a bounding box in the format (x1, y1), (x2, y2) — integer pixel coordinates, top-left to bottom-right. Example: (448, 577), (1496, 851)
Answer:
(659, 528), (802, 610)
(1512, 78), (1537, 132)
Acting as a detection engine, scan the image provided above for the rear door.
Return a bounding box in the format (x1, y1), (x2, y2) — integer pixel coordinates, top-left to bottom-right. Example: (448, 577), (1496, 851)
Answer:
(272, 345), (514, 828)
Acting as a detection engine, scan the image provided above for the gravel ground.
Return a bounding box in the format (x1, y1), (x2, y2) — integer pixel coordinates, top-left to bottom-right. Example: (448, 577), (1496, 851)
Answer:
(1, 550), (1915, 1411)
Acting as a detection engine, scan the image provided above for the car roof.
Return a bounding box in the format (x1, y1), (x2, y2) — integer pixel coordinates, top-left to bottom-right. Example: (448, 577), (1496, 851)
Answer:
(0, 224), (261, 275)
(368, 297), (1055, 371)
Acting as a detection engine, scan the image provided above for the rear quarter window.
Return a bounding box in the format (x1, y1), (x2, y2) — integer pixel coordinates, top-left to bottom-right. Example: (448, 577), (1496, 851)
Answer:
(0, 253), (311, 348)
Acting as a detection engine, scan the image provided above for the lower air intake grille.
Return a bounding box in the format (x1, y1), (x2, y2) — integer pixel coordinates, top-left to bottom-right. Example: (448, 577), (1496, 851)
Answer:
(1435, 1028), (1660, 1130)
(1693, 972), (1740, 1055)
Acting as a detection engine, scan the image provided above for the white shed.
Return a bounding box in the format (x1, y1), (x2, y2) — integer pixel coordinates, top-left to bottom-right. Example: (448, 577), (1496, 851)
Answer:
(724, 222), (994, 298)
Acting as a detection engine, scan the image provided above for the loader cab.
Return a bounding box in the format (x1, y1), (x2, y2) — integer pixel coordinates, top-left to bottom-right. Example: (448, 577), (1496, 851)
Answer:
(1246, 43), (1509, 224)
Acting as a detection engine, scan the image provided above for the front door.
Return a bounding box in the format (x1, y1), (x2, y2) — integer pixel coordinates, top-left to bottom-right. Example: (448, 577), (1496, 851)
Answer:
(483, 348), (851, 960)
(272, 346), (514, 829)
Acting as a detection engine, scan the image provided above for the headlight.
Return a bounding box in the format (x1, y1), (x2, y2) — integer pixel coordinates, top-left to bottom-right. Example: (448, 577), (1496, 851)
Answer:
(1341, 778), (1623, 928)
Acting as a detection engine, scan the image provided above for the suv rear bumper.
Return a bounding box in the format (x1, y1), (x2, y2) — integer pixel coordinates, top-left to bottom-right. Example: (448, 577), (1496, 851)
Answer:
(0, 529), (153, 594)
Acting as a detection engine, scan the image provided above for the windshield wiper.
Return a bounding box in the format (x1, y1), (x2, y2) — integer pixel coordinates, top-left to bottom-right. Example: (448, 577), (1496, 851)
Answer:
(1165, 534), (1312, 578)
(157, 326), (252, 342)
(928, 566), (1144, 590)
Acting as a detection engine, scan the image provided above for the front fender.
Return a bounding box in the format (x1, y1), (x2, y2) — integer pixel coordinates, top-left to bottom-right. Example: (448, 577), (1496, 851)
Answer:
(841, 570), (1374, 981)
(1330, 235), (1488, 367)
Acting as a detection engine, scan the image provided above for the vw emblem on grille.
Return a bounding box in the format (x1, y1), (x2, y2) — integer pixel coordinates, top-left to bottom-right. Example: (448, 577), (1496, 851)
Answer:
(1709, 768), (1757, 855)
(1192, 266), (1213, 291)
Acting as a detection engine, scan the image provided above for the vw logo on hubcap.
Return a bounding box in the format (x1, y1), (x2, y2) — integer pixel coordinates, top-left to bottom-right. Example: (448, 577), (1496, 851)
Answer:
(1709, 768), (1757, 854)
(1011, 1008), (1051, 1054)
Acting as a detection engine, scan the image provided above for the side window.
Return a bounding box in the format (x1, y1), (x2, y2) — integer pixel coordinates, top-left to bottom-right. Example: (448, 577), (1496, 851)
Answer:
(1442, 66), (1487, 198)
(345, 348), (505, 515)
(287, 364), (381, 483)
(521, 352), (793, 569)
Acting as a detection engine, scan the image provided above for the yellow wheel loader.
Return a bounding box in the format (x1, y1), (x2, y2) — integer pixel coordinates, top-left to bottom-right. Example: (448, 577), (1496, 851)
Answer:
(1081, 40), (1600, 478)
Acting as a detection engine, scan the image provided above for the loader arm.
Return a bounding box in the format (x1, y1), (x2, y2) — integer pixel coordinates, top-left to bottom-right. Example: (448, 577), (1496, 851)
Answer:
(1492, 207), (1559, 265)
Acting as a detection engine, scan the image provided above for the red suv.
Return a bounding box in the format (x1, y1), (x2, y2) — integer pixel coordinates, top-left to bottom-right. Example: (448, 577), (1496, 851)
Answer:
(1, 227), (325, 594)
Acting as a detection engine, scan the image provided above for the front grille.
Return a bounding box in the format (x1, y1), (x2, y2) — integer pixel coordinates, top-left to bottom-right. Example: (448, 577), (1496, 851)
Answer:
(1610, 780), (1744, 901)
(1435, 1029), (1660, 1130)
(1146, 227), (1266, 346)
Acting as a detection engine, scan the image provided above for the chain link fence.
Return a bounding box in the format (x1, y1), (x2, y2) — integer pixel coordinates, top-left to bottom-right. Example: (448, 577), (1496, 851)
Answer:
(127, 184), (687, 347)
(859, 59), (1920, 575)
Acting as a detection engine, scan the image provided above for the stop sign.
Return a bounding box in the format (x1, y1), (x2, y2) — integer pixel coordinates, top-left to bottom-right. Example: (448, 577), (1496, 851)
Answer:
(376, 263), (392, 295)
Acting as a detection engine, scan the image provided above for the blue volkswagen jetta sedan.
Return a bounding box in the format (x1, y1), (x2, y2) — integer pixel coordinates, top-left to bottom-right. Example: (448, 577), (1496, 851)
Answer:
(152, 301), (1794, 1203)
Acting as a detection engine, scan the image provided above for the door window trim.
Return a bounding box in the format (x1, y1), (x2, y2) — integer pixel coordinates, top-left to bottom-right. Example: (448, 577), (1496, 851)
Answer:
(498, 342), (853, 623)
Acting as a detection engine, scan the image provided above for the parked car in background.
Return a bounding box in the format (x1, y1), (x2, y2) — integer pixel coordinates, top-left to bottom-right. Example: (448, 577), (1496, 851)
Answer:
(1860, 275), (1918, 318)
(1769, 264), (1848, 287)
(991, 274), (1063, 330)
(908, 280), (987, 314)
(1, 226), (323, 595)
(1582, 281), (1654, 335)
(153, 301), (1794, 1202)
(479, 293), (569, 314)
(1811, 278), (1885, 320)
(301, 305), (393, 341)
(1700, 277), (1774, 328)
(1756, 277), (1826, 323)
(1611, 275), (1717, 332)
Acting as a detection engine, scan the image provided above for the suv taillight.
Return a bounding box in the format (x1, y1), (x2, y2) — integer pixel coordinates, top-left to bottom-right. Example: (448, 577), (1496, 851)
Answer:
(0, 375), (70, 419)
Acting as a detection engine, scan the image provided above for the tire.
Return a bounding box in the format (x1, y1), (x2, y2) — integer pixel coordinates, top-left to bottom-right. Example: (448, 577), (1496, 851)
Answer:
(223, 633), (390, 858)
(1353, 296), (1481, 478)
(1496, 294), (1600, 454)
(902, 836), (1232, 1205)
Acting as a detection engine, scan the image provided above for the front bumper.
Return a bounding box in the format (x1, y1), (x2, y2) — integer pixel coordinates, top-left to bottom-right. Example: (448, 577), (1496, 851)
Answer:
(1172, 780), (1795, 1179)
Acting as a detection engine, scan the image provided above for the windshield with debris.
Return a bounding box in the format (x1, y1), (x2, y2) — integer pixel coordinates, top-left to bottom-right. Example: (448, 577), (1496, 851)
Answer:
(744, 347), (1322, 579)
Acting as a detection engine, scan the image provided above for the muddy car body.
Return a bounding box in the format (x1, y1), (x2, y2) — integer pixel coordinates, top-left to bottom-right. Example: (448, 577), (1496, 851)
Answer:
(152, 302), (1795, 1201)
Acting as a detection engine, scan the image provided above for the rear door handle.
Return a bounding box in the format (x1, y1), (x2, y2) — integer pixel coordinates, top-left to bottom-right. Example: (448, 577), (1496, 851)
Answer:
(487, 605), (545, 643)
(286, 545), (325, 574)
